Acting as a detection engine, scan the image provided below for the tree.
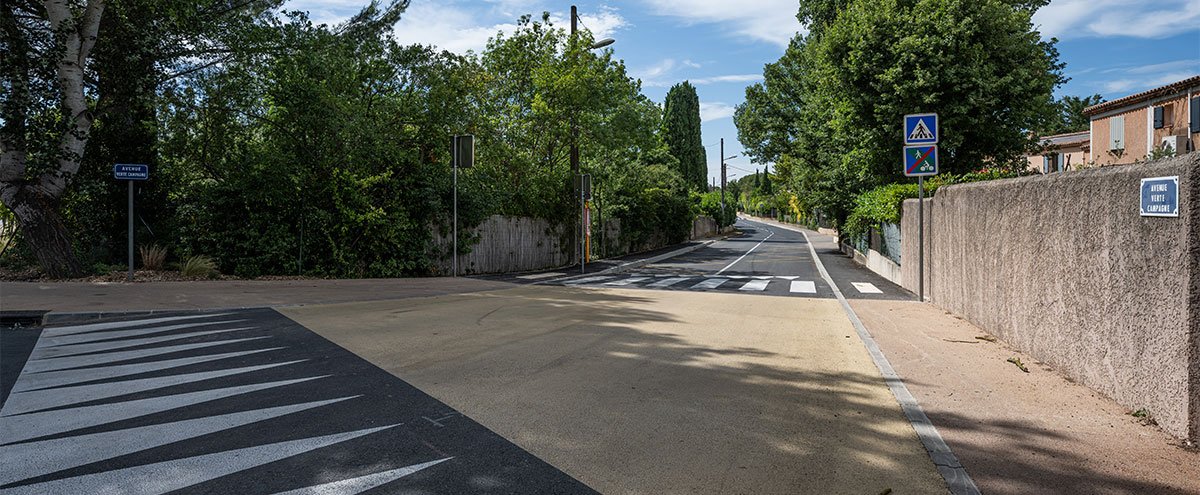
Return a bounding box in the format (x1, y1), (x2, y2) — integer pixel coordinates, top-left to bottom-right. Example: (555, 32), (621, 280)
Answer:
(661, 81), (707, 191)
(735, 0), (1063, 224)
(1042, 94), (1104, 135)
(1, 0), (106, 277)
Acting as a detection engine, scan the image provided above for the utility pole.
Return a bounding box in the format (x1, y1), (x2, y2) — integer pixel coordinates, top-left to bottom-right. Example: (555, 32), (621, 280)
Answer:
(720, 138), (726, 217)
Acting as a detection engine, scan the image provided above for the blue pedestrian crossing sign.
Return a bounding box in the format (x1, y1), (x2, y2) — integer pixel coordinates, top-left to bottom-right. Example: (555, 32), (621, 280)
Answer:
(904, 113), (938, 145)
(904, 145), (938, 177)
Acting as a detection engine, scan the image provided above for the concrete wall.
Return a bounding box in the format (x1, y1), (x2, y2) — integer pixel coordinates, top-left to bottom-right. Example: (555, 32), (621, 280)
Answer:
(900, 154), (1200, 441)
(690, 216), (719, 240)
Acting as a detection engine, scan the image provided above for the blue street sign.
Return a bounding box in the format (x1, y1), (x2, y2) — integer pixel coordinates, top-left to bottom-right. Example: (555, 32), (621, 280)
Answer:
(904, 145), (938, 177)
(904, 113), (938, 145)
(1140, 176), (1178, 217)
(113, 164), (149, 181)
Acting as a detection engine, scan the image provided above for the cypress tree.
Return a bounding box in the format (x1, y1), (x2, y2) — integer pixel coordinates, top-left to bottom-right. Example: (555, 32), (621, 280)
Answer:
(661, 81), (707, 191)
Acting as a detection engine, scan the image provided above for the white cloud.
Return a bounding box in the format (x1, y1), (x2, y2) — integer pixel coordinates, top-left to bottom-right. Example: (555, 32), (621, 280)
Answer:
(1033, 0), (1200, 40)
(284, 1), (628, 54)
(1084, 58), (1200, 95)
(691, 74), (763, 85)
(700, 101), (736, 122)
(639, 0), (803, 47)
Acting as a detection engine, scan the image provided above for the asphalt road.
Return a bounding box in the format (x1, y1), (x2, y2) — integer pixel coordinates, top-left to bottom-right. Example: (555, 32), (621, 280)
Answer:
(0, 310), (592, 494)
(551, 217), (911, 301)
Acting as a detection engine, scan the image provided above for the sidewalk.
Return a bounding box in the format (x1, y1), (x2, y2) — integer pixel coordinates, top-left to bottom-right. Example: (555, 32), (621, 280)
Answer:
(746, 214), (1200, 495)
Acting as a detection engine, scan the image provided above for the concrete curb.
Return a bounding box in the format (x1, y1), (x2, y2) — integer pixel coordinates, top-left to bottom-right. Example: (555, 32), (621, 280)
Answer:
(594, 239), (718, 276)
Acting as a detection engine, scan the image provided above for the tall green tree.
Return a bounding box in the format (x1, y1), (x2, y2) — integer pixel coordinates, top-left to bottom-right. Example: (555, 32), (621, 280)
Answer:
(735, 0), (1063, 224)
(1042, 94), (1104, 135)
(661, 81), (707, 191)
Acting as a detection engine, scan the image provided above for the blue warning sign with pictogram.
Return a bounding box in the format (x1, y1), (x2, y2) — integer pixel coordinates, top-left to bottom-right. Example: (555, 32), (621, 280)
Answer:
(904, 113), (938, 145)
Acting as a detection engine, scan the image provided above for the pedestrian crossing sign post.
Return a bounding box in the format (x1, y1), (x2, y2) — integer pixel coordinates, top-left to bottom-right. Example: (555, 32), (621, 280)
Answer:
(903, 145), (938, 177)
(904, 113), (938, 145)
(903, 112), (938, 304)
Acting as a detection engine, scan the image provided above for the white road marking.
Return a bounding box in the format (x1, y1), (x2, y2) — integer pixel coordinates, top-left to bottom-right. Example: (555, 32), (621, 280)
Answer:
(22, 337), (270, 373)
(31, 328), (250, 358)
(1, 376), (325, 444)
(40, 320), (247, 347)
(738, 279), (770, 291)
(1, 360), (306, 416)
(753, 275), (772, 279)
(726, 275), (749, 279)
(690, 278), (728, 290)
(604, 277), (649, 286)
(647, 277), (690, 288)
(270, 458), (453, 495)
(0, 397), (355, 485)
(790, 281), (817, 293)
(11, 348), (283, 393)
(563, 276), (613, 285)
(715, 229), (775, 275)
(516, 272), (564, 280)
(776, 276), (799, 280)
(41, 313), (234, 338)
(851, 282), (883, 294)
(0, 425), (400, 495)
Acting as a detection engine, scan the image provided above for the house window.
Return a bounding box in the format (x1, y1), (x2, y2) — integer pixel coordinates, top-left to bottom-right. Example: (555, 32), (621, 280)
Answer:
(1043, 154), (1060, 174)
(1154, 104), (1174, 129)
(1109, 116), (1124, 150)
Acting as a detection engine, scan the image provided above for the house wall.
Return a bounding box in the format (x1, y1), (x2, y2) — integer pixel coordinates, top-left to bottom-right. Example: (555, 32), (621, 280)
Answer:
(1151, 93), (1196, 154)
(1092, 106), (1149, 165)
(1026, 147), (1088, 173)
(900, 153), (1200, 441)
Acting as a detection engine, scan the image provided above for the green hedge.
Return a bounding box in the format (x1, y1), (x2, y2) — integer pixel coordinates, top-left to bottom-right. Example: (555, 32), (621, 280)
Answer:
(842, 169), (1022, 242)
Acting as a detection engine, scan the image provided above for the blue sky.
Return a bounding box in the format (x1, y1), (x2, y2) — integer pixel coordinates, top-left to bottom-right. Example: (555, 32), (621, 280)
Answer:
(286, 0), (1200, 184)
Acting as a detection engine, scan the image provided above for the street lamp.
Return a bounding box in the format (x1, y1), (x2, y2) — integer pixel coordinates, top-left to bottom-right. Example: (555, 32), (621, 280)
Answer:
(570, 5), (616, 273)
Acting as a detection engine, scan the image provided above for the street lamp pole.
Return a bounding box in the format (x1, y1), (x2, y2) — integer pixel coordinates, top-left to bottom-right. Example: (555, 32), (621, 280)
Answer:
(568, 5), (614, 272)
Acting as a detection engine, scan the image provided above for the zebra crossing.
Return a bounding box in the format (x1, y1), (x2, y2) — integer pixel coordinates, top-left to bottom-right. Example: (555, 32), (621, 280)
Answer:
(560, 273), (886, 297)
(0, 310), (594, 494)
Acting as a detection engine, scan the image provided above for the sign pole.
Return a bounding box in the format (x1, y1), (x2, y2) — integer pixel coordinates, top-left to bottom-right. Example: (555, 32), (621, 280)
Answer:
(918, 176), (924, 302)
(127, 180), (134, 281)
(580, 182), (585, 274)
(452, 136), (458, 278)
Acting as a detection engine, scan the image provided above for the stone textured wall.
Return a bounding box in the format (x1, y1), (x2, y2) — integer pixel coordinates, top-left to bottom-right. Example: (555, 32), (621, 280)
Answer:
(901, 154), (1200, 441)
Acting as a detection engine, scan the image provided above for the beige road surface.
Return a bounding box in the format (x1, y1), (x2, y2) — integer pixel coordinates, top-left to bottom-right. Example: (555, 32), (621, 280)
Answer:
(282, 284), (947, 494)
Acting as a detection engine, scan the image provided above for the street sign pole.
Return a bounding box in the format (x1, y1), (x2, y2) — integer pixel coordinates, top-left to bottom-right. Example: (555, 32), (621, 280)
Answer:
(452, 136), (458, 278)
(902, 113), (938, 303)
(113, 164), (149, 282)
(127, 180), (134, 282)
(580, 182), (585, 274)
(918, 176), (924, 302)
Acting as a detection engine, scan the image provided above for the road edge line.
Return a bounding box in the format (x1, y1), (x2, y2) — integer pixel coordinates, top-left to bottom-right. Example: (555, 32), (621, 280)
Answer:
(801, 229), (980, 495)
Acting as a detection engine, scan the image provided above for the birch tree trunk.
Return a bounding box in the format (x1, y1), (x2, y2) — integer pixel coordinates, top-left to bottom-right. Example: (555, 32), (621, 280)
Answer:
(0, 0), (105, 278)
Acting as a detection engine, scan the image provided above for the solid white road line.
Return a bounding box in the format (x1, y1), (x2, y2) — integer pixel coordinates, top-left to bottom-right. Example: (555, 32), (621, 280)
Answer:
(563, 276), (613, 285)
(790, 281), (817, 293)
(2, 360), (307, 417)
(690, 278), (728, 290)
(41, 313), (234, 337)
(516, 272), (564, 280)
(0, 397), (356, 485)
(40, 320), (247, 347)
(738, 279), (770, 291)
(11, 348), (283, 393)
(31, 328), (251, 358)
(604, 277), (649, 286)
(647, 277), (690, 288)
(270, 458), (453, 495)
(0, 425), (400, 495)
(800, 230), (979, 495)
(0, 377), (326, 444)
(21, 337), (270, 373)
(852, 282), (883, 294)
(715, 229), (775, 275)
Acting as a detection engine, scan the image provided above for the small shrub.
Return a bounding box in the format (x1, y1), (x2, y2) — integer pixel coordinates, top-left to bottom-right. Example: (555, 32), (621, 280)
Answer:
(181, 255), (218, 278)
(139, 245), (167, 270)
